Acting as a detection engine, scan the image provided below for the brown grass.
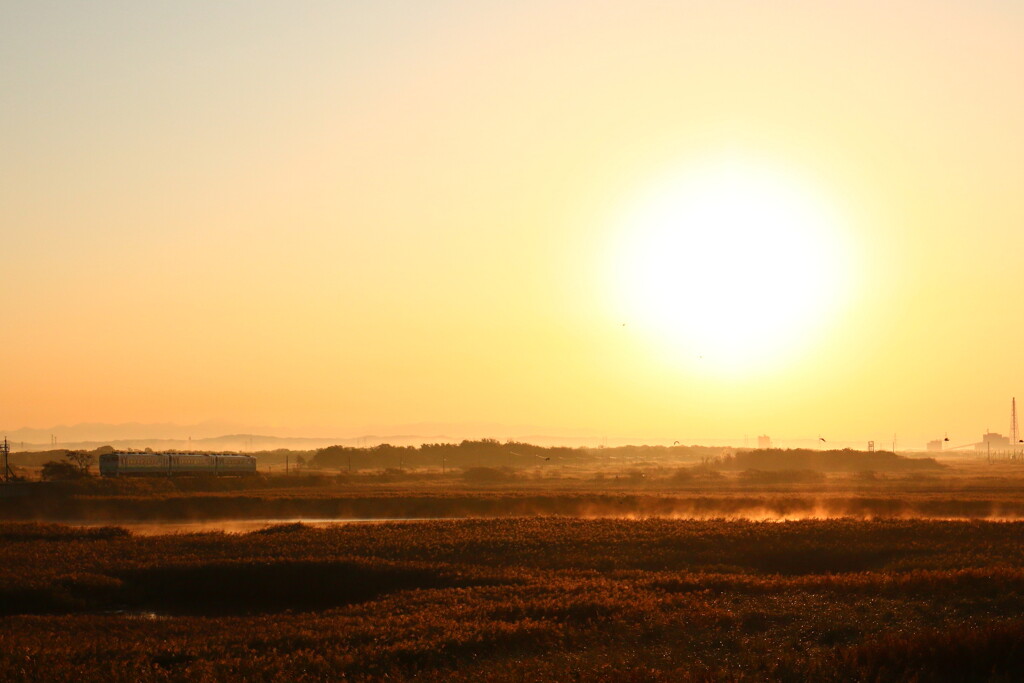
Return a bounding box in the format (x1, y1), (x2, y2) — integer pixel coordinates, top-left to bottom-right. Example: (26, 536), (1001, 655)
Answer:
(3, 518), (1024, 680)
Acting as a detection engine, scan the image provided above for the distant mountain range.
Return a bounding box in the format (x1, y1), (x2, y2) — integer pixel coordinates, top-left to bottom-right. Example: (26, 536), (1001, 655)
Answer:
(0, 420), (645, 445)
(1, 421), (696, 453)
(2, 421), (242, 444)
(1, 430), (440, 454)
(1, 421), (927, 453)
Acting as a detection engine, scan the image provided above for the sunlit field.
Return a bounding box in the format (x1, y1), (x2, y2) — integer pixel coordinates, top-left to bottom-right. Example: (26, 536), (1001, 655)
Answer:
(5, 448), (1024, 680)
(4, 518), (1024, 681)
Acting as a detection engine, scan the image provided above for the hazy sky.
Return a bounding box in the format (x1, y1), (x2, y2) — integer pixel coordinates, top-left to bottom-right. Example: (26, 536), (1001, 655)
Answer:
(3, 1), (1022, 447)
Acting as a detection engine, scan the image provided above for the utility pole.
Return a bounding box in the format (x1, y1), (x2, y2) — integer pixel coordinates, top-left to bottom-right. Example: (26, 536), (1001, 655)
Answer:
(1012, 398), (1019, 459)
(1, 438), (12, 482)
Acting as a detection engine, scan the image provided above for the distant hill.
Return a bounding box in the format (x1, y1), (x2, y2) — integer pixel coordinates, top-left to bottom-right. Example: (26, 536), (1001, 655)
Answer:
(725, 449), (944, 472)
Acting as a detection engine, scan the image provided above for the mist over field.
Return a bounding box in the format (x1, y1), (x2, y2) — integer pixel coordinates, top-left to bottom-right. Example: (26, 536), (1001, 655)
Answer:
(4, 440), (1022, 525)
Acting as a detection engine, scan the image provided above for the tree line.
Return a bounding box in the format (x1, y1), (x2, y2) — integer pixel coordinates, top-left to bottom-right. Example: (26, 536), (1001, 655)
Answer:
(309, 439), (728, 471)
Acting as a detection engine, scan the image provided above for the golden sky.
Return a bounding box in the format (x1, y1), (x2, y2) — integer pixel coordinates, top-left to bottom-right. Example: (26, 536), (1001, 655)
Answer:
(2, 1), (1022, 447)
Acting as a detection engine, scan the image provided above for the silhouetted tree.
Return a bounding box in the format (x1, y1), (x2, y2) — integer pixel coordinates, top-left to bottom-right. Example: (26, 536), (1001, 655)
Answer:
(65, 450), (94, 475)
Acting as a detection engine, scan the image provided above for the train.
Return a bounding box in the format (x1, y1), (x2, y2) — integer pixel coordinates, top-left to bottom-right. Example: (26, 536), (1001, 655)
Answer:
(99, 452), (257, 477)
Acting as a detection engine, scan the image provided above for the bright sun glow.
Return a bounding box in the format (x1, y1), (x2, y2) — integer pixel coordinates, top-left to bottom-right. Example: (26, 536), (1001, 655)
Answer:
(610, 158), (853, 374)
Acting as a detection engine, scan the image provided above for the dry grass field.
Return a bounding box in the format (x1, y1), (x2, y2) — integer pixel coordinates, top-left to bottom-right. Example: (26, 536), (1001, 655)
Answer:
(3, 518), (1024, 681)
(4, 455), (1024, 680)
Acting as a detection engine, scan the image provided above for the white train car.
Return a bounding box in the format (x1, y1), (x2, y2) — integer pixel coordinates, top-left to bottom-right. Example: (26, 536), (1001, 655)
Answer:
(99, 452), (257, 477)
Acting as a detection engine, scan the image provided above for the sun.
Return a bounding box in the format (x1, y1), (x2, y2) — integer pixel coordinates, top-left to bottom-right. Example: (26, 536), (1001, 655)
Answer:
(607, 157), (853, 374)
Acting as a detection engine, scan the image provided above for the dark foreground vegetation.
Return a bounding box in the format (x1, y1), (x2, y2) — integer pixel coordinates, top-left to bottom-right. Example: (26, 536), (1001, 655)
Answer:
(3, 518), (1024, 681)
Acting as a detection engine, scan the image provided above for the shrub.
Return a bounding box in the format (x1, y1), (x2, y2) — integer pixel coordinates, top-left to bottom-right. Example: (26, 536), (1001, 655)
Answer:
(40, 460), (86, 481)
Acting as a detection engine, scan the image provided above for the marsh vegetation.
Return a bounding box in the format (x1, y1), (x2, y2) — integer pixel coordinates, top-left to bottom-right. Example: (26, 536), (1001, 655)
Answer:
(4, 518), (1024, 681)
(4, 444), (1024, 680)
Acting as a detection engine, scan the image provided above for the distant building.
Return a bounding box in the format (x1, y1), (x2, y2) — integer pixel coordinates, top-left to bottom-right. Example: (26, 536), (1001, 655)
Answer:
(926, 439), (943, 452)
(976, 432), (1011, 451)
(757, 435), (772, 449)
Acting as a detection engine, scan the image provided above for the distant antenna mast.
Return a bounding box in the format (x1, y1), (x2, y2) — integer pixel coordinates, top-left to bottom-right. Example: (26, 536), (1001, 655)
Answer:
(1013, 398), (1020, 457)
